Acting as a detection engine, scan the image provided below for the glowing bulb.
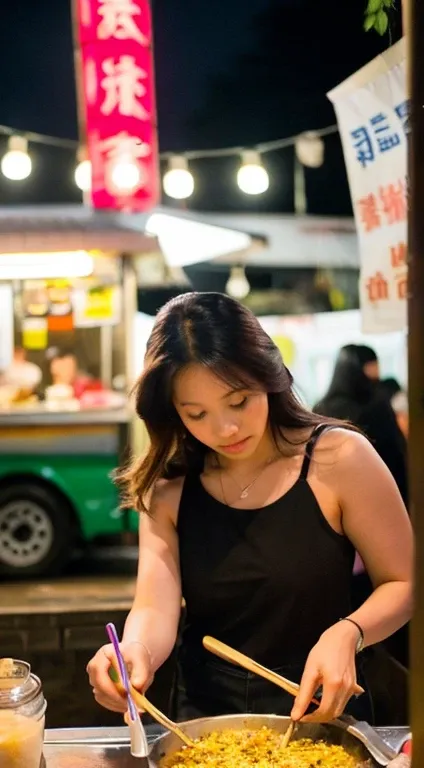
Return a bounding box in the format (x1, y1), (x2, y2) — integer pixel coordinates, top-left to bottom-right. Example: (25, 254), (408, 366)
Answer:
(110, 158), (141, 192)
(75, 159), (92, 191)
(163, 156), (194, 200)
(1, 137), (32, 181)
(225, 266), (250, 300)
(237, 150), (269, 195)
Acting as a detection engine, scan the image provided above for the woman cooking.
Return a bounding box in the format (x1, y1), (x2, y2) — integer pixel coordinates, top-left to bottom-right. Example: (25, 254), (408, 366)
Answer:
(87, 292), (412, 725)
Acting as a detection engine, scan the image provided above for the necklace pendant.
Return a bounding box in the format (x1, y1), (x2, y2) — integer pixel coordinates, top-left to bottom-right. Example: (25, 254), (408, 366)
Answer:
(240, 489), (249, 499)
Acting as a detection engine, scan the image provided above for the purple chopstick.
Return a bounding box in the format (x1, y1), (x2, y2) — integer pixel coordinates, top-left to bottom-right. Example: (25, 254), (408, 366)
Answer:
(106, 622), (138, 722)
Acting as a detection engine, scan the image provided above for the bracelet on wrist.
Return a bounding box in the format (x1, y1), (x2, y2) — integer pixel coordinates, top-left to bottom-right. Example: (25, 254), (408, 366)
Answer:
(339, 617), (365, 654)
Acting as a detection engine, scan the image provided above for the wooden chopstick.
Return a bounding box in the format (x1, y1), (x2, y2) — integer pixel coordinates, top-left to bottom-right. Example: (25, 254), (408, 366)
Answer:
(203, 636), (364, 708)
(111, 665), (195, 749)
(281, 719), (296, 748)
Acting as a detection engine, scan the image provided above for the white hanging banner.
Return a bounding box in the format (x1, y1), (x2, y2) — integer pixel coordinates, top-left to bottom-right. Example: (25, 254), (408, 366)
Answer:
(328, 39), (408, 334)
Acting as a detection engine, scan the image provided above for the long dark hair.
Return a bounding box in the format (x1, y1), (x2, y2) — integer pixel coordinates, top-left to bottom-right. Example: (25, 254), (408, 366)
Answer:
(118, 292), (345, 513)
(317, 345), (376, 408)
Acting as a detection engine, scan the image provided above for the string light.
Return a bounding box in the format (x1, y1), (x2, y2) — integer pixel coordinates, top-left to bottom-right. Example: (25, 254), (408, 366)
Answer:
(163, 156), (194, 200)
(109, 156), (142, 193)
(226, 265), (251, 299)
(295, 132), (325, 168)
(1, 137), (32, 181)
(237, 150), (269, 195)
(0, 122), (339, 195)
(74, 147), (91, 192)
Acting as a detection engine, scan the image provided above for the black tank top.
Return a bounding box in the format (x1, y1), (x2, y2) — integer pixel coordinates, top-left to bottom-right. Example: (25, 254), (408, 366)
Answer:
(177, 425), (355, 668)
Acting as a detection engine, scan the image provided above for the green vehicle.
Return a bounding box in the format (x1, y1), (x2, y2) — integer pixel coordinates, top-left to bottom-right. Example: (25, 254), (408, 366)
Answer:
(0, 416), (140, 578)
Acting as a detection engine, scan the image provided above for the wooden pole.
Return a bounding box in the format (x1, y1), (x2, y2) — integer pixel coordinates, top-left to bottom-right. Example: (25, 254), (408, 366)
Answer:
(402, 0), (409, 37)
(407, 0), (424, 764)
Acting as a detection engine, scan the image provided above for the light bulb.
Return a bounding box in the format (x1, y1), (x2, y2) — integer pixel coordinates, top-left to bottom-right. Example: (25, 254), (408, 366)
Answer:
(295, 133), (324, 168)
(163, 156), (194, 200)
(1, 137), (32, 181)
(110, 159), (141, 192)
(225, 266), (250, 300)
(75, 159), (92, 191)
(237, 150), (269, 195)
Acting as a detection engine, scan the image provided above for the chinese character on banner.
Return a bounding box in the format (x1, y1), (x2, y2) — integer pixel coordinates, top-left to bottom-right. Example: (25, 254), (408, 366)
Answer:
(101, 56), (149, 119)
(351, 127), (374, 168)
(380, 180), (407, 225)
(74, 0), (159, 211)
(394, 100), (410, 134)
(98, 0), (149, 44)
(365, 271), (390, 303)
(370, 113), (401, 153)
(357, 193), (380, 232)
(328, 39), (408, 333)
(390, 241), (407, 269)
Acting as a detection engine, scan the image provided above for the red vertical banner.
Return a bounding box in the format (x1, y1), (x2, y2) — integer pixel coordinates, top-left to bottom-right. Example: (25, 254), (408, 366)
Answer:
(75, 0), (160, 211)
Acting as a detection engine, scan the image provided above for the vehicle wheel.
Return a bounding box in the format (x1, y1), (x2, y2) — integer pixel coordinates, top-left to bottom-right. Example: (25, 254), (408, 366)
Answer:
(0, 482), (76, 578)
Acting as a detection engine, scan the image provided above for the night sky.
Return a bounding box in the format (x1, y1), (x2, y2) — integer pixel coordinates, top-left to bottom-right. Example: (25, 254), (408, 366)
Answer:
(0, 0), (403, 213)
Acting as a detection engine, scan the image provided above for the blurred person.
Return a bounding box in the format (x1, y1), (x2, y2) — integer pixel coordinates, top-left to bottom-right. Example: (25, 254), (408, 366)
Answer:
(0, 347), (42, 392)
(314, 345), (408, 505)
(379, 378), (408, 438)
(87, 293), (412, 725)
(48, 348), (103, 400)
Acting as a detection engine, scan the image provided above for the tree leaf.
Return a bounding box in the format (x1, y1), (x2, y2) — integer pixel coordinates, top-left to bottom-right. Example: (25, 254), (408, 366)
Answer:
(364, 13), (377, 31)
(382, 0), (393, 7)
(367, 0), (383, 14)
(375, 9), (389, 34)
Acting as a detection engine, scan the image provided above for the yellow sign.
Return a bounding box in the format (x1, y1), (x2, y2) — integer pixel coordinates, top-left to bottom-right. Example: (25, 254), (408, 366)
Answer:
(84, 287), (114, 320)
(73, 284), (121, 327)
(272, 335), (295, 367)
(22, 318), (48, 350)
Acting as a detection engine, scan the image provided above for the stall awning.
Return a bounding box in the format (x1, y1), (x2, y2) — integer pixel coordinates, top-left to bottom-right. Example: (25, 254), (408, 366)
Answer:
(0, 205), (267, 267)
(179, 212), (359, 269)
(0, 205), (158, 253)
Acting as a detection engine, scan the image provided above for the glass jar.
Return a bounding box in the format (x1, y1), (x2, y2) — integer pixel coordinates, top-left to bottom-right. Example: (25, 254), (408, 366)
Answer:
(0, 658), (47, 768)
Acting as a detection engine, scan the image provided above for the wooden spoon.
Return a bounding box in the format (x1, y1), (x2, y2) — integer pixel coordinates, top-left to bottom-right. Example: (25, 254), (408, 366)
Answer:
(202, 636), (365, 704)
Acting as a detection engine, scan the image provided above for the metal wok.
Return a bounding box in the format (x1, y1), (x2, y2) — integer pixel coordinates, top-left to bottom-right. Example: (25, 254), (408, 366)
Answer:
(148, 713), (405, 768)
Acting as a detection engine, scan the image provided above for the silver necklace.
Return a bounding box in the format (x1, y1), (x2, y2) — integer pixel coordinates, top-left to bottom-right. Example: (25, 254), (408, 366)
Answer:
(218, 455), (277, 503)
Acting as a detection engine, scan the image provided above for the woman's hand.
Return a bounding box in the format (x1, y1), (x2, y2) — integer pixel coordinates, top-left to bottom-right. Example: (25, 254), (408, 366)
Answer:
(290, 621), (362, 723)
(87, 640), (153, 713)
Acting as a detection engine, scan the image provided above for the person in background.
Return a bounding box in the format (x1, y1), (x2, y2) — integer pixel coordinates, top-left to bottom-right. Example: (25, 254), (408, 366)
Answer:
(380, 378), (409, 439)
(314, 345), (408, 505)
(0, 347), (42, 393)
(48, 348), (104, 400)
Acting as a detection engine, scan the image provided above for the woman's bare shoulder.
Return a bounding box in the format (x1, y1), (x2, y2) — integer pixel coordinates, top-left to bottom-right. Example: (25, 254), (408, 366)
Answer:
(312, 426), (376, 475)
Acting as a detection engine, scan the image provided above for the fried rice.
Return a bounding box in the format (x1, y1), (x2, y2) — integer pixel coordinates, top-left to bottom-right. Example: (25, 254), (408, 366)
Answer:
(161, 726), (371, 768)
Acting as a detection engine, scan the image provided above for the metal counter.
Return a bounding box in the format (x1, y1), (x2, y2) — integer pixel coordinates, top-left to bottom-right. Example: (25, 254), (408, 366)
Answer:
(43, 725), (410, 767)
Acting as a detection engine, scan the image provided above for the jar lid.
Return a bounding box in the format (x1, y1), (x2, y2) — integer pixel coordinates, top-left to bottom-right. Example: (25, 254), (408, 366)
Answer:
(0, 658), (42, 708)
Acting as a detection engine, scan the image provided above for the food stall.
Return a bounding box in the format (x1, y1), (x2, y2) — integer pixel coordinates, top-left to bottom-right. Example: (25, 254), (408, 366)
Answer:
(0, 204), (262, 579)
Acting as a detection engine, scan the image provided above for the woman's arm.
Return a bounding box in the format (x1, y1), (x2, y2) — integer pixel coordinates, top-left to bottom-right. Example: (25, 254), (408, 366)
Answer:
(123, 477), (183, 672)
(87, 478), (183, 711)
(337, 431), (412, 643)
(292, 430), (413, 723)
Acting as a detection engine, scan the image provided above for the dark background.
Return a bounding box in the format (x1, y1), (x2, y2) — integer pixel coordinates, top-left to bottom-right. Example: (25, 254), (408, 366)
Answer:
(0, 0), (402, 213)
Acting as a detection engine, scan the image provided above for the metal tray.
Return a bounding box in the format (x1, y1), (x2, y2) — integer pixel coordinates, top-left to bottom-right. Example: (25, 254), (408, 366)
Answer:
(43, 722), (410, 768)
